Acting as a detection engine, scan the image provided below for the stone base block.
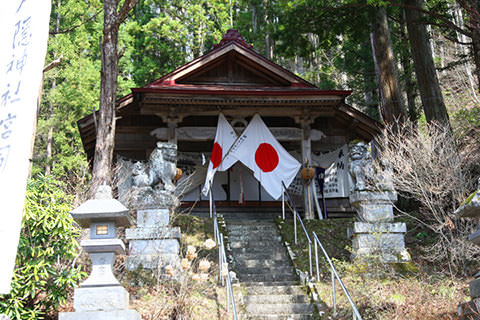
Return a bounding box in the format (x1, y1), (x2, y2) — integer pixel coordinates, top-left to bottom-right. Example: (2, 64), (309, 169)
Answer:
(126, 226), (181, 240)
(129, 238), (179, 256)
(349, 191), (397, 223)
(127, 253), (180, 271)
(59, 310), (141, 320)
(352, 232), (410, 262)
(355, 205), (394, 223)
(73, 286), (129, 312)
(353, 222), (406, 233)
(137, 208), (169, 227)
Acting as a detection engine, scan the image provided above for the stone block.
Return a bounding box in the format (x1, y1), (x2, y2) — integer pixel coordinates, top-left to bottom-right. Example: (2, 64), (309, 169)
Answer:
(59, 310), (141, 320)
(352, 203), (394, 223)
(353, 222), (406, 234)
(470, 278), (480, 298)
(129, 239), (179, 256)
(137, 208), (169, 227)
(125, 226), (181, 240)
(349, 191), (397, 203)
(73, 286), (129, 312)
(127, 253), (180, 271)
(352, 233), (409, 262)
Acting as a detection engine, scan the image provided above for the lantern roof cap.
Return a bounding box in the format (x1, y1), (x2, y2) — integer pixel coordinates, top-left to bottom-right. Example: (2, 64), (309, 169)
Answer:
(70, 185), (134, 228)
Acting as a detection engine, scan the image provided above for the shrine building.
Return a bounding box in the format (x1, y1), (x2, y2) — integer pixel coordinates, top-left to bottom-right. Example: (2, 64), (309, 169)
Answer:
(77, 29), (381, 217)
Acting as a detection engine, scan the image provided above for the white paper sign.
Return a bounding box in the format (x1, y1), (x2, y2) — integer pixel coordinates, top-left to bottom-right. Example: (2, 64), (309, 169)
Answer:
(0, 0), (52, 294)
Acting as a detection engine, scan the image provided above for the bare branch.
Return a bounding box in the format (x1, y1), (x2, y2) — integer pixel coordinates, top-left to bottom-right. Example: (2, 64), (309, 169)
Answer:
(116, 0), (139, 26)
(43, 55), (64, 73)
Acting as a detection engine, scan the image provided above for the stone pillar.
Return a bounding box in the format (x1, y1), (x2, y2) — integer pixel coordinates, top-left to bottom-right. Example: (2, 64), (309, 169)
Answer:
(349, 191), (410, 262)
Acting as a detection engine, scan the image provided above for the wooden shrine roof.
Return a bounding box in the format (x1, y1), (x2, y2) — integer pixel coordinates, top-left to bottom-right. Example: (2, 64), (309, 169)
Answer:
(78, 29), (382, 163)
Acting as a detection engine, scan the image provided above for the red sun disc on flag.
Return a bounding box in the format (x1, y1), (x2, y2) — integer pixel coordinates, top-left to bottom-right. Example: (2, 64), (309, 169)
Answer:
(211, 142), (222, 169)
(255, 143), (279, 172)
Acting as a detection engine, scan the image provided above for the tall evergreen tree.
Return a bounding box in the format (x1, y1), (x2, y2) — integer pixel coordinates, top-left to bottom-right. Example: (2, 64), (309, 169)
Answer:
(404, 0), (452, 128)
(91, 0), (138, 191)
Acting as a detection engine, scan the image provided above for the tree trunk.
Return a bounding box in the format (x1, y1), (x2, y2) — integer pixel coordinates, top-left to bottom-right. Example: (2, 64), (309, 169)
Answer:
(404, 0), (451, 128)
(371, 7), (407, 126)
(472, 27), (480, 95)
(91, 0), (137, 193)
(399, 10), (419, 123)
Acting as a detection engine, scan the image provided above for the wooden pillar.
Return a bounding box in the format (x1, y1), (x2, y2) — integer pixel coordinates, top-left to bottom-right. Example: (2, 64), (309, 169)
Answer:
(167, 116), (179, 144)
(301, 116), (314, 220)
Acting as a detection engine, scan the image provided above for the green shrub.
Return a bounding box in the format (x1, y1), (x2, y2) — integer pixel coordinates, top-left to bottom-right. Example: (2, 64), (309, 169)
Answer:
(0, 175), (86, 319)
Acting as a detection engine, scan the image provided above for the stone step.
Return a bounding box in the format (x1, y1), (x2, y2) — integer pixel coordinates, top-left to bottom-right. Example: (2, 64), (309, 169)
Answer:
(228, 235), (283, 243)
(231, 247), (287, 255)
(245, 285), (306, 296)
(235, 266), (295, 275)
(242, 314), (314, 320)
(238, 273), (298, 283)
(235, 259), (289, 269)
(245, 303), (314, 315)
(228, 227), (279, 234)
(245, 294), (310, 304)
(241, 281), (299, 287)
(227, 225), (278, 232)
(233, 252), (289, 261)
(230, 241), (285, 249)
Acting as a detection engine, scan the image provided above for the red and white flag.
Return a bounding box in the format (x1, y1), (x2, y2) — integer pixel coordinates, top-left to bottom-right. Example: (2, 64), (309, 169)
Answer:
(202, 113), (238, 195)
(223, 114), (301, 199)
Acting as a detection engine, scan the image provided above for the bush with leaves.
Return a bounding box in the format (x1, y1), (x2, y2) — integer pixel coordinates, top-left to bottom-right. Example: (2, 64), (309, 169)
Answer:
(0, 175), (86, 319)
(374, 123), (480, 276)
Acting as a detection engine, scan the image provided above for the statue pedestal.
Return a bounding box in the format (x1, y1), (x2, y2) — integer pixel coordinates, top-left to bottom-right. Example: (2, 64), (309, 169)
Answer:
(349, 191), (410, 262)
(126, 208), (181, 273)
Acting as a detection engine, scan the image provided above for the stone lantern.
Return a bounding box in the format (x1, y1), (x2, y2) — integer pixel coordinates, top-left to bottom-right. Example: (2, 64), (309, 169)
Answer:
(59, 185), (141, 320)
(456, 178), (480, 319)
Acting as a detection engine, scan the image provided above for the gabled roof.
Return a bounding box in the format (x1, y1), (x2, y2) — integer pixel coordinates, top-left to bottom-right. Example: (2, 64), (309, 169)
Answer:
(131, 29), (351, 97)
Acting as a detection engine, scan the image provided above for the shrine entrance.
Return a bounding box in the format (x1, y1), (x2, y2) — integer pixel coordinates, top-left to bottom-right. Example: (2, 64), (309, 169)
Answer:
(77, 29), (381, 216)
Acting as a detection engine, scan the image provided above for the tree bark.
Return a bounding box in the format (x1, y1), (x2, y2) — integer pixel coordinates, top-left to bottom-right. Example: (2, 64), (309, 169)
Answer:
(404, 0), (451, 128)
(371, 7), (407, 126)
(91, 0), (137, 193)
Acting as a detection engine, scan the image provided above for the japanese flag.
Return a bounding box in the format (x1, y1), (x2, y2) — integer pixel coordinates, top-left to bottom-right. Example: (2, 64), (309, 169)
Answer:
(202, 113), (238, 195)
(223, 114), (301, 199)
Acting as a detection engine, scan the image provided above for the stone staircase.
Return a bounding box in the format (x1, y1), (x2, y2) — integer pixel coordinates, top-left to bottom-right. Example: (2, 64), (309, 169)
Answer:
(226, 216), (315, 320)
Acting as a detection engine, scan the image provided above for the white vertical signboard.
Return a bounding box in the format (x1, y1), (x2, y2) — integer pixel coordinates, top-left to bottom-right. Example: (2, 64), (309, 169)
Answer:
(0, 0), (52, 294)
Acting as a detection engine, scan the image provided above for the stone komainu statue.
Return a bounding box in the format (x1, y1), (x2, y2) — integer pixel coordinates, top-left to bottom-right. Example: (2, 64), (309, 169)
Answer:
(130, 142), (177, 192)
(348, 141), (394, 192)
(148, 142), (177, 192)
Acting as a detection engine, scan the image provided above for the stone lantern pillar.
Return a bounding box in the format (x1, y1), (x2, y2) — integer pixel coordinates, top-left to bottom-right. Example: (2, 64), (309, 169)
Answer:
(59, 185), (141, 320)
(457, 179), (480, 319)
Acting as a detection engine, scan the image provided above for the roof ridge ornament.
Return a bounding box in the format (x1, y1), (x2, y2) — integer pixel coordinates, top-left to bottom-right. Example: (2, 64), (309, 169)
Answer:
(214, 29), (253, 49)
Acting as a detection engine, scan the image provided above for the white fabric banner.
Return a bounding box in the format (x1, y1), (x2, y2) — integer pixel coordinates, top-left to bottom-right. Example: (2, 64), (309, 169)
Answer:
(0, 0), (52, 294)
(223, 114), (301, 200)
(321, 145), (349, 198)
(202, 113), (238, 195)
